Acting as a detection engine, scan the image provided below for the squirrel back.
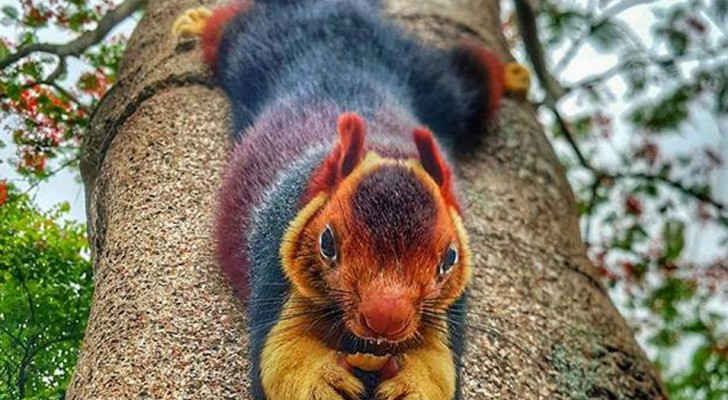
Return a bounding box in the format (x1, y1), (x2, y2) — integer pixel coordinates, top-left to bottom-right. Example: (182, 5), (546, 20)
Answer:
(209, 0), (502, 142)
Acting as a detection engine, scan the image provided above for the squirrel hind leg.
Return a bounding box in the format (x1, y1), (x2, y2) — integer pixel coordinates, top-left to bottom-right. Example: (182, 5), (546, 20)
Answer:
(504, 62), (531, 96)
(172, 7), (213, 38)
(173, 2), (251, 68)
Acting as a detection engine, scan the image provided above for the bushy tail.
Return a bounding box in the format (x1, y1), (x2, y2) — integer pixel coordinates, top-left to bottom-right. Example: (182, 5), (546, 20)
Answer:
(256, 0), (380, 8)
(410, 43), (529, 150)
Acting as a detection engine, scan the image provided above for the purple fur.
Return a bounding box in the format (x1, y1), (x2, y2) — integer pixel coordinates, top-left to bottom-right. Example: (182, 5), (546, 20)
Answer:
(214, 100), (420, 297)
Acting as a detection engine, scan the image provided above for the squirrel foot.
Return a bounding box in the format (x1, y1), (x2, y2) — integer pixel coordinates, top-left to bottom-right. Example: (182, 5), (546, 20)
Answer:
(377, 374), (449, 400)
(263, 349), (364, 400)
(172, 7), (213, 37)
(504, 62), (530, 95)
(305, 354), (365, 400)
(375, 337), (455, 400)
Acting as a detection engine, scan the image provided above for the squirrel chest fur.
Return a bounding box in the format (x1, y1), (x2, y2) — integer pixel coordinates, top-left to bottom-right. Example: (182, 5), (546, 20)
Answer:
(172, 1), (525, 398)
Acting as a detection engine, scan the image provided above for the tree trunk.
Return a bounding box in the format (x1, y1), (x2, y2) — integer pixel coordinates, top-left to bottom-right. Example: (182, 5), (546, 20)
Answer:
(68, 0), (667, 398)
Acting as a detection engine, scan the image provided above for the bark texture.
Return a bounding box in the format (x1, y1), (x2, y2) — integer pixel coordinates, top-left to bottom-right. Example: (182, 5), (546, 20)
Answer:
(68, 0), (668, 398)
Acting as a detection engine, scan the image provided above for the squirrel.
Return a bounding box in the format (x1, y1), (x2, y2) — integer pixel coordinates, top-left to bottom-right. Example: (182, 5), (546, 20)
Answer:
(173, 1), (529, 399)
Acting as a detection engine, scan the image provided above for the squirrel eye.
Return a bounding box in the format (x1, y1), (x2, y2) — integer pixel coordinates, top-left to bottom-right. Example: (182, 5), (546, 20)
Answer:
(319, 225), (337, 262)
(438, 244), (458, 276)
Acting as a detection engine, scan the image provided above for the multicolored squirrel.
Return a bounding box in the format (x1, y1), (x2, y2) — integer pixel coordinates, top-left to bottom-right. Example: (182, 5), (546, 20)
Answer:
(173, 1), (529, 399)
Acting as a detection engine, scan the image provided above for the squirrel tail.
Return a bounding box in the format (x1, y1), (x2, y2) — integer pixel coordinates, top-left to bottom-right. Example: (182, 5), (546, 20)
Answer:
(445, 44), (530, 145)
(256, 0), (380, 5)
(412, 44), (530, 149)
(200, 2), (251, 68)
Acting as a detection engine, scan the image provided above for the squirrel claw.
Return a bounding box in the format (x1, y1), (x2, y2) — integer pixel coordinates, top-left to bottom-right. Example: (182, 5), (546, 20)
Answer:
(172, 7), (213, 37)
(504, 62), (530, 95)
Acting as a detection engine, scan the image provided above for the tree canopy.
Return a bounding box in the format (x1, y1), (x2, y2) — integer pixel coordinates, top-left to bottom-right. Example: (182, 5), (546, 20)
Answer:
(0, 185), (92, 399)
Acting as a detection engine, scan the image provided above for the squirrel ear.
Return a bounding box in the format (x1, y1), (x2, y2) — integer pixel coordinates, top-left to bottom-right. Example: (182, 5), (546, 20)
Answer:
(413, 128), (451, 188)
(336, 112), (366, 178)
(303, 113), (367, 203)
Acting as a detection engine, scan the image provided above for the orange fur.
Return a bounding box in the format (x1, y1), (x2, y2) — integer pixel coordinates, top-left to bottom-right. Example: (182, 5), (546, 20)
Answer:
(284, 154), (470, 341)
(278, 112), (471, 397)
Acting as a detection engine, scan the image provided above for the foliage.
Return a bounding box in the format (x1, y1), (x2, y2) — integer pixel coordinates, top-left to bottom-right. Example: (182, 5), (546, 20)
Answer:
(511, 0), (728, 398)
(0, 184), (92, 399)
(0, 0), (127, 182)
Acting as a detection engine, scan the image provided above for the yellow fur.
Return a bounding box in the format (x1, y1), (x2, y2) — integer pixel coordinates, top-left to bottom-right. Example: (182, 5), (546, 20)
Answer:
(261, 293), (364, 400)
(171, 7), (212, 37)
(377, 331), (456, 400)
(280, 194), (328, 298)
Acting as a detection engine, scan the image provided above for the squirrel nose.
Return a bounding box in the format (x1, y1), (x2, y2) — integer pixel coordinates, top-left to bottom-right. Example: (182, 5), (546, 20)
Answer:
(359, 294), (413, 338)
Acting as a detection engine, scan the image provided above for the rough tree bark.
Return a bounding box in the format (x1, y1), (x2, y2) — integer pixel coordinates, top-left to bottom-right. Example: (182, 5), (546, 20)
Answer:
(68, 0), (668, 398)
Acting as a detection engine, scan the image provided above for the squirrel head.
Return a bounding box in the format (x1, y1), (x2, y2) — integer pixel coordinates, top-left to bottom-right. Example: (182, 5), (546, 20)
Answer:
(281, 113), (471, 345)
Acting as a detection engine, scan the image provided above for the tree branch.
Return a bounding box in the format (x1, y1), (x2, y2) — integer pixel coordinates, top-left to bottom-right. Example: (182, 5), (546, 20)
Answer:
(513, 0), (567, 107)
(612, 171), (726, 213)
(0, 326), (27, 352)
(0, 0), (145, 70)
(15, 334), (38, 399)
(22, 157), (82, 197)
(0, 347), (18, 369)
(53, 82), (92, 114)
(566, 40), (728, 94)
(553, 0), (657, 75)
(38, 334), (84, 352)
(601, 0), (657, 22)
(513, 0), (727, 216)
(583, 174), (603, 245)
(552, 107), (593, 170)
(20, 57), (95, 114)
(555, 110), (727, 215)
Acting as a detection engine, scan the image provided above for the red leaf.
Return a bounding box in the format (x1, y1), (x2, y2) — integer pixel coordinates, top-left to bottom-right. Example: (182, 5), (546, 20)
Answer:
(625, 195), (643, 216)
(0, 181), (7, 207)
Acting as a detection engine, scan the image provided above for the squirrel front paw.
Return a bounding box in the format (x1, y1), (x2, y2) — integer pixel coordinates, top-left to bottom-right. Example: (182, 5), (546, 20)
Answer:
(260, 302), (365, 400)
(375, 342), (456, 400)
(262, 350), (364, 400)
(172, 7), (212, 37)
(376, 375), (444, 400)
(305, 355), (364, 400)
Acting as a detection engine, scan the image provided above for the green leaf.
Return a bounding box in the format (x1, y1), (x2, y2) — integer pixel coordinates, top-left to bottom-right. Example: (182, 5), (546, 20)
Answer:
(0, 186), (92, 398)
(667, 29), (689, 56)
(629, 85), (695, 132)
(0, 40), (8, 60)
(663, 220), (685, 262)
(1, 5), (19, 21)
